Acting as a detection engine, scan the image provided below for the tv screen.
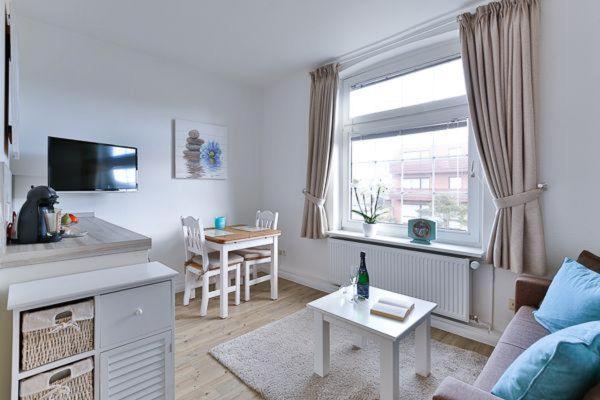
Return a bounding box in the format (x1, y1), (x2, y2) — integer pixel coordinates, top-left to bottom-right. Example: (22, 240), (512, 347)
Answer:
(48, 137), (138, 192)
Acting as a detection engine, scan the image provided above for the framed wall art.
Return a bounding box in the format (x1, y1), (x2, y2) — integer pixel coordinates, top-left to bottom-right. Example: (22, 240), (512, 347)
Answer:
(173, 119), (228, 180)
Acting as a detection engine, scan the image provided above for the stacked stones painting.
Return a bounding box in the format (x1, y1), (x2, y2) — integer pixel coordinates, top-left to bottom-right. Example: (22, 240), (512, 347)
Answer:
(174, 119), (228, 179)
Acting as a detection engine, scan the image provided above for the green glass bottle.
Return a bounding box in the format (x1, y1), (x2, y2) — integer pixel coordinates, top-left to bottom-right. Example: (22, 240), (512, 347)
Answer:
(357, 251), (369, 299)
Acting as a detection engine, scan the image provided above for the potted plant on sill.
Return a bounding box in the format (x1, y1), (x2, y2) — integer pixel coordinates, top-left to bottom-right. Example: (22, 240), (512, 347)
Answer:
(352, 183), (387, 238)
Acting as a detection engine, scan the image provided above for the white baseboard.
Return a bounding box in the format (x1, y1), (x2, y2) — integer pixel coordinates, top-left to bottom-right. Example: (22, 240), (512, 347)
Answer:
(278, 268), (338, 293)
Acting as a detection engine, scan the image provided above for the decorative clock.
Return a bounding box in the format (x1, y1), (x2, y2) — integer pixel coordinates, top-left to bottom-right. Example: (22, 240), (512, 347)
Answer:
(408, 218), (436, 244)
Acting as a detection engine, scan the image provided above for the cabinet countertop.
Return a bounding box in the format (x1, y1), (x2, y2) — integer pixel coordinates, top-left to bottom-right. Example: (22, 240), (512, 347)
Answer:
(7, 261), (176, 310)
(1, 216), (152, 269)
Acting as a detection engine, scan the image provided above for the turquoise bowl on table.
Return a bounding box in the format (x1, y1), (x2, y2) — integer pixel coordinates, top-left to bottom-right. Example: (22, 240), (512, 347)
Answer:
(214, 216), (226, 230)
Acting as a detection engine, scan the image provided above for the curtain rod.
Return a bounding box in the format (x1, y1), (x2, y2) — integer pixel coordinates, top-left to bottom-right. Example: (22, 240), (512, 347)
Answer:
(322, 0), (490, 70)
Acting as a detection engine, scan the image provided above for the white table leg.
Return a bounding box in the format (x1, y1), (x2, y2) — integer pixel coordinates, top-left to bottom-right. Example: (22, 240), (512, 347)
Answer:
(379, 338), (399, 400)
(352, 334), (368, 349)
(313, 311), (330, 377)
(219, 248), (229, 319)
(270, 237), (279, 300)
(415, 315), (431, 377)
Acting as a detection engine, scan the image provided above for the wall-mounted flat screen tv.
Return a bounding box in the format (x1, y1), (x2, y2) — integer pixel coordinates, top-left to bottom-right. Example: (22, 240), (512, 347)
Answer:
(48, 137), (138, 192)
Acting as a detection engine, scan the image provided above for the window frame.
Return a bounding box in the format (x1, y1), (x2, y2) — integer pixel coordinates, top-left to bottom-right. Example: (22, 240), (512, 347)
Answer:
(337, 40), (483, 247)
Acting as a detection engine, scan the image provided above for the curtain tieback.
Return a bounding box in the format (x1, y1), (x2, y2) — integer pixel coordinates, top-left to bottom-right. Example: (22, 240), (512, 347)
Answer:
(303, 189), (325, 208)
(494, 187), (543, 209)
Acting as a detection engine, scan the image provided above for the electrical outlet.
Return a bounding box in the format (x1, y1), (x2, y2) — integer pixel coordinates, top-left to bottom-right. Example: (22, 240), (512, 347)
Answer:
(278, 249), (287, 256)
(508, 298), (515, 311)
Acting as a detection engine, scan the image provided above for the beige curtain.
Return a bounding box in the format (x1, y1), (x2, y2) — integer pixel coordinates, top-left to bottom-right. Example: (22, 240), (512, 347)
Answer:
(301, 63), (339, 239)
(459, 0), (546, 275)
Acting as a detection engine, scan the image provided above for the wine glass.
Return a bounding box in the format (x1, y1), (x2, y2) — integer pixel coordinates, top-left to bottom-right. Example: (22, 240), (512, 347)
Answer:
(346, 266), (359, 302)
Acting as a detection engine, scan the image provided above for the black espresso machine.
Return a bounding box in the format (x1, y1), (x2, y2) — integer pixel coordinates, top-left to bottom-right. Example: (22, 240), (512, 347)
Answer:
(17, 185), (62, 244)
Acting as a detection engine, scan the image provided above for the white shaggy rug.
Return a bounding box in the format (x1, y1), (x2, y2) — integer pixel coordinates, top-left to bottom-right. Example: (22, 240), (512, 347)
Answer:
(210, 309), (487, 400)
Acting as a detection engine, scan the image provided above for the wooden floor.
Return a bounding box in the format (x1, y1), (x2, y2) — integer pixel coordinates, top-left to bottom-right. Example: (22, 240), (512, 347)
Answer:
(174, 278), (494, 400)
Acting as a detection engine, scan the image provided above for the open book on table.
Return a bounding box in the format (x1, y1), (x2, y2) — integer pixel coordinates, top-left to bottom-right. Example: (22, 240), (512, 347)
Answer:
(370, 296), (415, 321)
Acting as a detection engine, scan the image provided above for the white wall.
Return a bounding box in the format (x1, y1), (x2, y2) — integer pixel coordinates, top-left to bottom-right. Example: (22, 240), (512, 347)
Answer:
(260, 0), (600, 334)
(538, 0), (600, 269)
(261, 73), (330, 288)
(11, 17), (263, 283)
(10, 0), (600, 339)
(0, 0), (7, 254)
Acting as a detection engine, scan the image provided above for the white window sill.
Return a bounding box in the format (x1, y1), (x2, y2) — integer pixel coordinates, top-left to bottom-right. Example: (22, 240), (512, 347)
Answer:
(327, 229), (485, 259)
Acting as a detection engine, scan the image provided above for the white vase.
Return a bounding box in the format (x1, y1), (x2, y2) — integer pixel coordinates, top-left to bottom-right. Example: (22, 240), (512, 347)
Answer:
(362, 223), (378, 237)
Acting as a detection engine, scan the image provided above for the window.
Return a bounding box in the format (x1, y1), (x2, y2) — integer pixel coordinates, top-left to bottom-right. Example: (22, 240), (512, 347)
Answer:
(449, 176), (462, 190)
(350, 123), (469, 231)
(349, 58), (466, 118)
(111, 147), (136, 157)
(403, 150), (431, 160)
(112, 168), (136, 184)
(340, 41), (482, 246)
(448, 147), (463, 156)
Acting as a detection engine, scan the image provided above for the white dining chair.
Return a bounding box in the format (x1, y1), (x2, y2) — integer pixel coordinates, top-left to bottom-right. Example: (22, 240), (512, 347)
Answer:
(181, 216), (242, 316)
(234, 210), (279, 301)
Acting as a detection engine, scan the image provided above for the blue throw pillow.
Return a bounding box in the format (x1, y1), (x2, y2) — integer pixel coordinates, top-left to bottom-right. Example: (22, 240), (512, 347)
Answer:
(533, 257), (600, 333)
(492, 321), (600, 400)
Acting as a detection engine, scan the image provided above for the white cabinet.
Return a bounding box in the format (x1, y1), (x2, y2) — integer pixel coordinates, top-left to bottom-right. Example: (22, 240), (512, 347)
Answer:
(99, 281), (172, 348)
(100, 331), (173, 400)
(7, 262), (177, 400)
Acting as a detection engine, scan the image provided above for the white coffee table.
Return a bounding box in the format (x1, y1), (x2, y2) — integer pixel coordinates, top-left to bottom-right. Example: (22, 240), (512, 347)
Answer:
(307, 286), (437, 400)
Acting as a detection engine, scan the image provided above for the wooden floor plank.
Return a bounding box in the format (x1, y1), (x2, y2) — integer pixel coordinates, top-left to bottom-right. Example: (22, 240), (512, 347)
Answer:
(174, 278), (494, 399)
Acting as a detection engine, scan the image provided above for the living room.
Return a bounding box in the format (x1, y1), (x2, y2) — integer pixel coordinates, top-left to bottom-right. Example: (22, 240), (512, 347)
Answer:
(0, 0), (598, 399)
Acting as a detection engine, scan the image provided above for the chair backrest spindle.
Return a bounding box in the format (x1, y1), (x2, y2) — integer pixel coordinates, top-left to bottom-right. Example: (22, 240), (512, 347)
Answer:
(255, 210), (279, 229)
(180, 216), (209, 272)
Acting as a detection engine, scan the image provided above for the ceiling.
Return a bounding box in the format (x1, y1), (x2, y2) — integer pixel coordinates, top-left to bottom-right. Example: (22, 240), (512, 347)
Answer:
(15, 0), (476, 86)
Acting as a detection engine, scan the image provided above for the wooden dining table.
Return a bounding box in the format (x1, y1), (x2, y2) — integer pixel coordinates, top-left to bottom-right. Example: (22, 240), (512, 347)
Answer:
(204, 225), (281, 318)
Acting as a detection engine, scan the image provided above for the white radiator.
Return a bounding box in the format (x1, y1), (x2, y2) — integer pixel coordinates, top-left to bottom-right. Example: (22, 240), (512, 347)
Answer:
(329, 238), (471, 322)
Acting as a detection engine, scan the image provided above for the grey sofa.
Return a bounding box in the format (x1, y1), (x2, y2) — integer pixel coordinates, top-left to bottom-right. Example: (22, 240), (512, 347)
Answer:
(433, 251), (600, 400)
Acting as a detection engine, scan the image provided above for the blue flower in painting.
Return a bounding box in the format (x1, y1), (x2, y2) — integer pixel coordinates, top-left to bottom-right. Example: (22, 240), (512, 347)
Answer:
(200, 141), (222, 171)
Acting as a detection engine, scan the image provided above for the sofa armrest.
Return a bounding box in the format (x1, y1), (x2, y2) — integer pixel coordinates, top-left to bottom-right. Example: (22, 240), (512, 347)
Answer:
(433, 377), (502, 400)
(515, 275), (552, 312)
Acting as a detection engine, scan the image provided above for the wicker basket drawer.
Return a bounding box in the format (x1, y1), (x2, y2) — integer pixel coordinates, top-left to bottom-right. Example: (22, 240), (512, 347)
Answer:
(19, 357), (94, 400)
(21, 300), (95, 371)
